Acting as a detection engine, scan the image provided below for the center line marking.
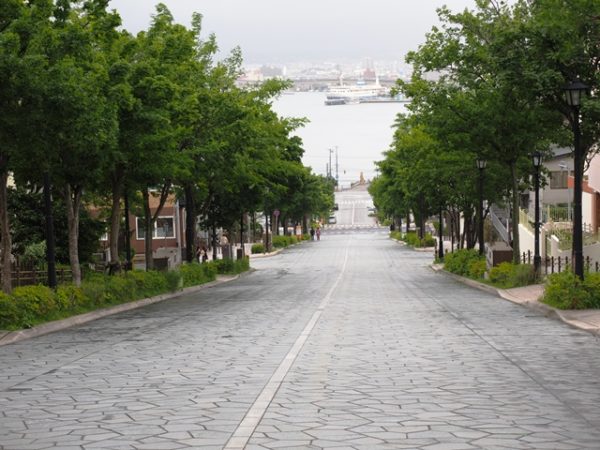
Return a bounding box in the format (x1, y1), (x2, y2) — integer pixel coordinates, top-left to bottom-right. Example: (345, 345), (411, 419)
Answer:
(223, 246), (350, 450)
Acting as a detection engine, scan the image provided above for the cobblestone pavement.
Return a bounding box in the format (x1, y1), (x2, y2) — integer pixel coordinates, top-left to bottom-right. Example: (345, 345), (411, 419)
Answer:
(1, 233), (600, 449)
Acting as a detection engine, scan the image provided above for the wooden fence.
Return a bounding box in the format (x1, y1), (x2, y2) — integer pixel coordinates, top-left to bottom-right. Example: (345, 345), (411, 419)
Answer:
(0, 264), (72, 288)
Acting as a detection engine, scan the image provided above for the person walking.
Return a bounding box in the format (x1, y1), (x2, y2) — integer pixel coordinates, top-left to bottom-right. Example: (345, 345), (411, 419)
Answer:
(316, 227), (321, 241)
(310, 227), (315, 241)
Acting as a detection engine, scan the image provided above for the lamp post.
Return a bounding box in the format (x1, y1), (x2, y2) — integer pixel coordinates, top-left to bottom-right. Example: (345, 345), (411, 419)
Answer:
(532, 151), (542, 276)
(476, 158), (487, 256)
(564, 79), (588, 280)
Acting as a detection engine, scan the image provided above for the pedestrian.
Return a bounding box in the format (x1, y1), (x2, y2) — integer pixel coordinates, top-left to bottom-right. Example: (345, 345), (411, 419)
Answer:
(196, 246), (202, 263)
(201, 246), (208, 263)
(316, 227), (321, 241)
(310, 227), (315, 240)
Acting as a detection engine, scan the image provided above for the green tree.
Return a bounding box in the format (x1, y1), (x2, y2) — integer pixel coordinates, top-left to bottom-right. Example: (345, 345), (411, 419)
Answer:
(402, 1), (563, 261)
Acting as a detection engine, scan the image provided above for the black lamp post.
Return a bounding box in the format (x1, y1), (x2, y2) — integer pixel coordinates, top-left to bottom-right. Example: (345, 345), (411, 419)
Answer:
(532, 151), (542, 275)
(476, 157), (487, 256)
(564, 79), (588, 280)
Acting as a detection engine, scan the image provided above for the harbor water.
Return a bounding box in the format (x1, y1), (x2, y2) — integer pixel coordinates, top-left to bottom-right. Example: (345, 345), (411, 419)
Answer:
(272, 91), (407, 188)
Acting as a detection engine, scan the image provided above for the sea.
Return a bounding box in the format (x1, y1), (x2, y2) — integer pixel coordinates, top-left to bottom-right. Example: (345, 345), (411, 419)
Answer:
(272, 92), (407, 189)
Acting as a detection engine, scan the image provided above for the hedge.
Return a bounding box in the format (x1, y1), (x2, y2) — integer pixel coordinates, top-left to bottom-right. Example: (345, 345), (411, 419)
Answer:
(391, 231), (436, 248)
(543, 271), (600, 310)
(0, 258), (250, 331)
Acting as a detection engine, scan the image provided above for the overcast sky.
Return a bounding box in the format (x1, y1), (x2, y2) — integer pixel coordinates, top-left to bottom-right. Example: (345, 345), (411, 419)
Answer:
(108, 0), (479, 64)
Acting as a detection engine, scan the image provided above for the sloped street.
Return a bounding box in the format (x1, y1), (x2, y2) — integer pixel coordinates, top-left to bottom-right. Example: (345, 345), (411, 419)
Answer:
(1, 232), (600, 449)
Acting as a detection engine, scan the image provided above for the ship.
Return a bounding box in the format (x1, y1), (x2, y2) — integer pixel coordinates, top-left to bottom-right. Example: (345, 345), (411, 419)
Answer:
(325, 76), (388, 106)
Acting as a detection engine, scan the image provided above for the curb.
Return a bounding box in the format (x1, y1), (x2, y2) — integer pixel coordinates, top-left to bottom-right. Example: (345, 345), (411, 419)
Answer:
(0, 273), (247, 347)
(249, 248), (284, 259)
(431, 265), (600, 337)
(389, 237), (435, 253)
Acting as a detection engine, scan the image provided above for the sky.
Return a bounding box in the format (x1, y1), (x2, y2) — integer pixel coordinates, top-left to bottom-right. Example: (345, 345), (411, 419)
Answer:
(108, 0), (479, 64)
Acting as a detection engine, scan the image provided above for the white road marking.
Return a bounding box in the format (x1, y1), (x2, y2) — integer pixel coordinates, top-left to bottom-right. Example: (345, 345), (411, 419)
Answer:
(223, 247), (350, 449)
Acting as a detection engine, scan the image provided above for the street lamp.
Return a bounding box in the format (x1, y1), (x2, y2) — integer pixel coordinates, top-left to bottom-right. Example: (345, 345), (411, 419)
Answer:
(532, 151), (542, 276)
(563, 79), (589, 279)
(476, 157), (487, 256)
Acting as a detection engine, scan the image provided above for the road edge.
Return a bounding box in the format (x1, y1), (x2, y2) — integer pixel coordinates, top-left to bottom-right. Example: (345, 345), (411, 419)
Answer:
(431, 264), (600, 337)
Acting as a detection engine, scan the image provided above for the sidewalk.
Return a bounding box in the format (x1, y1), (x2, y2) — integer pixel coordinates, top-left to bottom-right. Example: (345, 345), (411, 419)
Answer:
(433, 264), (600, 337)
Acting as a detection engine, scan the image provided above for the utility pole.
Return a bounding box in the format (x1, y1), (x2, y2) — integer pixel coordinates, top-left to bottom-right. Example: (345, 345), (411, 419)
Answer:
(335, 146), (339, 188)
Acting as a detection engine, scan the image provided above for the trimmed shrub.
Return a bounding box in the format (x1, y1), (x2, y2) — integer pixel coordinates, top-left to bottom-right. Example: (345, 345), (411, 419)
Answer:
(178, 263), (217, 287)
(55, 285), (86, 311)
(251, 243), (265, 254)
(213, 258), (235, 274)
(583, 272), (600, 308)
(11, 285), (57, 327)
(543, 271), (590, 309)
(390, 231), (402, 241)
(488, 262), (513, 287)
(164, 270), (183, 292)
(213, 257), (250, 275)
(489, 262), (537, 289)
(468, 259), (487, 280)
(0, 257), (251, 331)
(81, 280), (106, 307)
(126, 270), (168, 298)
(0, 292), (18, 329)
(401, 231), (435, 248)
(444, 249), (482, 277)
(421, 233), (436, 247)
(104, 275), (137, 304)
(543, 271), (600, 310)
(272, 235), (299, 248)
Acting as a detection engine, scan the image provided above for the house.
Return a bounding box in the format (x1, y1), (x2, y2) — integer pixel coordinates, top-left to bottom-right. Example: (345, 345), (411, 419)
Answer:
(519, 147), (600, 262)
(128, 194), (186, 270)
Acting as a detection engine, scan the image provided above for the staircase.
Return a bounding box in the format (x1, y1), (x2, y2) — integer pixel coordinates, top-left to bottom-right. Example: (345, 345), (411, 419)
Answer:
(489, 204), (511, 246)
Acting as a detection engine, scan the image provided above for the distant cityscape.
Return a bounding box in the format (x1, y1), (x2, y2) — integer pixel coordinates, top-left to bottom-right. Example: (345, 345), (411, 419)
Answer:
(239, 59), (413, 91)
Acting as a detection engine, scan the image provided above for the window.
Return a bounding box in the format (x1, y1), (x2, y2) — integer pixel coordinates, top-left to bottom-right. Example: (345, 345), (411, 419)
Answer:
(136, 217), (175, 240)
(550, 171), (568, 189)
(156, 217), (174, 238)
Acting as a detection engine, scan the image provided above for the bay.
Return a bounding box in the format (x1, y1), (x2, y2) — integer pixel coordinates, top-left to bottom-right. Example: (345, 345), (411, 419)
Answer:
(272, 92), (407, 188)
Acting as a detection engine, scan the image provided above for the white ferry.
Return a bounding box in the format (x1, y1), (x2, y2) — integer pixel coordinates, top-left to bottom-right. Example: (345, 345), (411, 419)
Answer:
(325, 77), (388, 106)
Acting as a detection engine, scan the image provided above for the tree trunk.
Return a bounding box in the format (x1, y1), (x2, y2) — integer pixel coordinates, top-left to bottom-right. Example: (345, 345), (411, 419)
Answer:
(142, 189), (154, 271)
(184, 183), (196, 263)
(0, 170), (12, 294)
(406, 212), (411, 233)
(65, 185), (83, 286)
(510, 161), (521, 264)
(212, 222), (218, 261)
(302, 214), (309, 234)
(43, 172), (57, 288)
(465, 214), (474, 249)
(109, 178), (123, 269)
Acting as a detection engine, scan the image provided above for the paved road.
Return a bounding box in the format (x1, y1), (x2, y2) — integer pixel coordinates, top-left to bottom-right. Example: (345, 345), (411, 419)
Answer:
(2, 233), (600, 449)
(329, 187), (377, 229)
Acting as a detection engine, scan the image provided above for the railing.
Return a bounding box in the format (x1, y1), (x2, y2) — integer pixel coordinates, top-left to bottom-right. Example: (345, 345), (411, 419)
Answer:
(519, 208), (534, 233)
(520, 251), (600, 275)
(546, 223), (599, 251)
(489, 206), (510, 244)
(544, 204), (570, 223)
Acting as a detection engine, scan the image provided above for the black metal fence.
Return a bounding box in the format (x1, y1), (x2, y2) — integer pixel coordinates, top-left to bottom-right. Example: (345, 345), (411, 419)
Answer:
(520, 250), (599, 275)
